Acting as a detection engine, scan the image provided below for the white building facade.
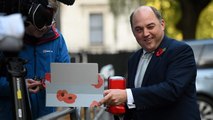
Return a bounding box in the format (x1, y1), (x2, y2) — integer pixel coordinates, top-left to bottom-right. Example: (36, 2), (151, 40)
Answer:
(59, 0), (139, 54)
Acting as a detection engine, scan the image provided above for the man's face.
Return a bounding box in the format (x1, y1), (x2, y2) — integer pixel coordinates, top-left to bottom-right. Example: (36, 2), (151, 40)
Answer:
(132, 7), (165, 52)
(25, 22), (51, 38)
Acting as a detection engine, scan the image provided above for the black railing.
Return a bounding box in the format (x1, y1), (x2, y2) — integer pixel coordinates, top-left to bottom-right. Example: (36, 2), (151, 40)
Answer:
(37, 107), (79, 120)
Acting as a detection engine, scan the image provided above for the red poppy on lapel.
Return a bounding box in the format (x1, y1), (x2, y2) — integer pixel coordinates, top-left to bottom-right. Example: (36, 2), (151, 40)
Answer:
(156, 48), (166, 57)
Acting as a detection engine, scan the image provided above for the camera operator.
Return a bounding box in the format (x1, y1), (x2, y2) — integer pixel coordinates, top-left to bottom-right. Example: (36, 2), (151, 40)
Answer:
(0, 0), (70, 119)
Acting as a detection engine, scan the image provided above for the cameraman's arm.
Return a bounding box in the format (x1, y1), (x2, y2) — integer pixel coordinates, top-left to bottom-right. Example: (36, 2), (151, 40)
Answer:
(0, 77), (11, 97)
(0, 53), (10, 96)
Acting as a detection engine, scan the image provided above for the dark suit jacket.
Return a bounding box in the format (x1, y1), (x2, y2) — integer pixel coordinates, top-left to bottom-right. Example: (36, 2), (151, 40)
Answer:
(125, 36), (201, 120)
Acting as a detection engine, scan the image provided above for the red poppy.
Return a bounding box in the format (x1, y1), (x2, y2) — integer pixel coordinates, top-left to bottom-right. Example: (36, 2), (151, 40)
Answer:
(90, 100), (99, 108)
(63, 93), (77, 104)
(156, 48), (166, 57)
(91, 74), (104, 89)
(45, 73), (51, 82)
(56, 90), (68, 101)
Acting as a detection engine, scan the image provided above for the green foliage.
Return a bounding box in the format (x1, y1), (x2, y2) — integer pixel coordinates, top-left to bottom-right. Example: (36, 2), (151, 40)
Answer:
(109, 0), (213, 40)
(196, 0), (213, 39)
(109, 0), (182, 40)
(145, 0), (182, 40)
(109, 0), (145, 16)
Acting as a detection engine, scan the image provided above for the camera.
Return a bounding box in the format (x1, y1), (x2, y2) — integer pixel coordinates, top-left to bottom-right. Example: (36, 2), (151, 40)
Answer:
(0, 0), (75, 51)
(0, 1), (75, 119)
(0, 0), (75, 72)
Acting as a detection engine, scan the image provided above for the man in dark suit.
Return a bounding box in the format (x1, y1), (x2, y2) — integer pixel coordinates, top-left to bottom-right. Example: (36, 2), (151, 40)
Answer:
(98, 6), (201, 120)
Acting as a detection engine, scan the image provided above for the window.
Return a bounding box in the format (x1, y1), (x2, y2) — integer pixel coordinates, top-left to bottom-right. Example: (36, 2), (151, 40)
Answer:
(198, 44), (213, 68)
(190, 45), (203, 64)
(89, 13), (103, 45)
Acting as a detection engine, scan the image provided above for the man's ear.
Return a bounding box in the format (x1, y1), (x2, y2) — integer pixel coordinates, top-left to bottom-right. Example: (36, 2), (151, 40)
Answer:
(161, 19), (165, 31)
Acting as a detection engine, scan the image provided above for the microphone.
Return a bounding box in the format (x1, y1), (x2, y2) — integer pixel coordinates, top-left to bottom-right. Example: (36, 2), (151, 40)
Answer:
(56, 0), (75, 5)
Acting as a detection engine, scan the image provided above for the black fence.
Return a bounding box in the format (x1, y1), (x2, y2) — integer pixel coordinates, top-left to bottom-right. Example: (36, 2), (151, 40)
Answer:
(70, 51), (133, 77)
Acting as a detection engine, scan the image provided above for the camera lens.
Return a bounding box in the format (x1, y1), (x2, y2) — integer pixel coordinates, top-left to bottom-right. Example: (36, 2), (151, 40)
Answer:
(29, 3), (53, 29)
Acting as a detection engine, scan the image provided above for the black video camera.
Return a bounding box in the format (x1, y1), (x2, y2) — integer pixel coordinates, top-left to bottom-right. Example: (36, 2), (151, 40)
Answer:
(0, 0), (75, 76)
(0, 0), (75, 52)
(22, 0), (75, 30)
(1, 0), (75, 30)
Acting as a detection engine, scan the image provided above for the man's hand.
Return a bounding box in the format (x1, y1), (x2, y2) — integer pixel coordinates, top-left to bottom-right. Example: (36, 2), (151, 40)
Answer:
(26, 79), (42, 93)
(98, 89), (127, 106)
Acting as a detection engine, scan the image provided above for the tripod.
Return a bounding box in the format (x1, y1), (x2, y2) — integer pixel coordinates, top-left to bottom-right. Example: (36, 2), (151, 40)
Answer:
(6, 57), (33, 120)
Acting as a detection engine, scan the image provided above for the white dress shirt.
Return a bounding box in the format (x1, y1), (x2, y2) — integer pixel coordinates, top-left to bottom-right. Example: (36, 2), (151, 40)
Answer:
(126, 50), (153, 109)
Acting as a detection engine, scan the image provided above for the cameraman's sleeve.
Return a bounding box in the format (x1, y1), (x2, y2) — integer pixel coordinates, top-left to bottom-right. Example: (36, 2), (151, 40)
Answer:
(0, 77), (11, 97)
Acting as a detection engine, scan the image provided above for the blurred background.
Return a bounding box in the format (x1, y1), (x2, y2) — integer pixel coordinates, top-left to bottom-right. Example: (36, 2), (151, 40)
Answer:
(54, 0), (213, 120)
(54, 0), (213, 76)
(38, 0), (213, 119)
(1, 0), (213, 119)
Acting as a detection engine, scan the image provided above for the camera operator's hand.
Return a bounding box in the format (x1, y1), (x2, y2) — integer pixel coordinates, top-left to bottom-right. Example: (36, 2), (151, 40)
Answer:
(26, 79), (42, 93)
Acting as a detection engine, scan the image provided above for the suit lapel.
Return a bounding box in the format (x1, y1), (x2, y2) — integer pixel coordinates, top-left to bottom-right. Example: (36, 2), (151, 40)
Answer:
(142, 53), (159, 86)
(142, 36), (171, 86)
(130, 49), (143, 87)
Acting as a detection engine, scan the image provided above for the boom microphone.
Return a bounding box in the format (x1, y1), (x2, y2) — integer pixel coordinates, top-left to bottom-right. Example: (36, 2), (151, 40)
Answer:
(57, 0), (75, 5)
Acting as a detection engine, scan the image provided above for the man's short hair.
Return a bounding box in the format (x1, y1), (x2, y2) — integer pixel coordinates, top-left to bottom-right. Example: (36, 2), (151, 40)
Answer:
(129, 6), (163, 28)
